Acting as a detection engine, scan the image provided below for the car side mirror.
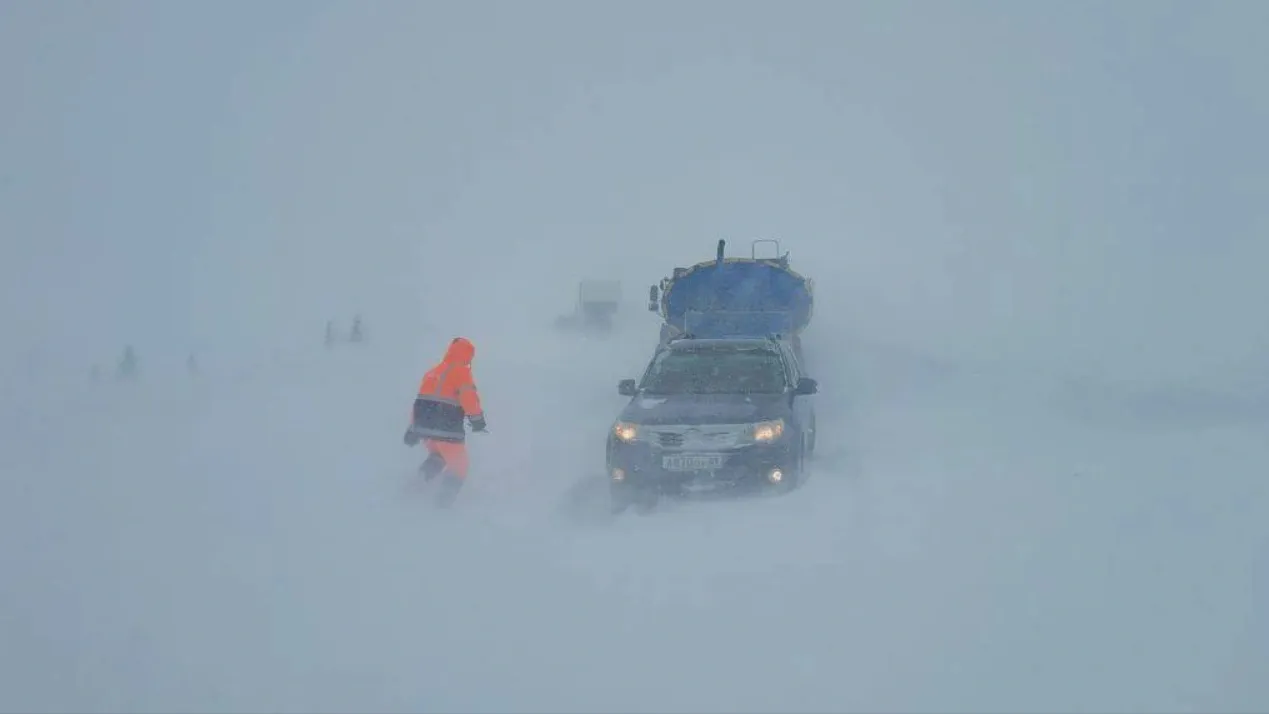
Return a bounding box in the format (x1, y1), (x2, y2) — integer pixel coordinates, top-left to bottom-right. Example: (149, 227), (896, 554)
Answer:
(618, 379), (638, 397)
(795, 377), (818, 395)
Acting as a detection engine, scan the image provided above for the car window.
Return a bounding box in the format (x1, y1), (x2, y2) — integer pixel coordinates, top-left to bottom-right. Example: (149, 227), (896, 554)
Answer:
(781, 344), (802, 377)
(640, 347), (787, 395)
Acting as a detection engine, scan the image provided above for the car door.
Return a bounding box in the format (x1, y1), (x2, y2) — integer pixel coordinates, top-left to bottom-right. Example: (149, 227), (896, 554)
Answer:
(779, 343), (813, 445)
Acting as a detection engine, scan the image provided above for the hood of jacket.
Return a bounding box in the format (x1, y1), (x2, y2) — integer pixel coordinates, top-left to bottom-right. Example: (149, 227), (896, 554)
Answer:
(443, 337), (475, 365)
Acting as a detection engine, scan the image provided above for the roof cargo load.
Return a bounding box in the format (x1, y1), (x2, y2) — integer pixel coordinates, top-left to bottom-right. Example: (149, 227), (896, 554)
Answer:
(649, 239), (814, 341)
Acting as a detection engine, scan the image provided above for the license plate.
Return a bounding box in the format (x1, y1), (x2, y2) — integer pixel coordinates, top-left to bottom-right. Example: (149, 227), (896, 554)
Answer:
(662, 453), (725, 472)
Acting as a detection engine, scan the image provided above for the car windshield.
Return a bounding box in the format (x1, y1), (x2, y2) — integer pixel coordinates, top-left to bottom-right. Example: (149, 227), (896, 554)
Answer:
(640, 347), (787, 395)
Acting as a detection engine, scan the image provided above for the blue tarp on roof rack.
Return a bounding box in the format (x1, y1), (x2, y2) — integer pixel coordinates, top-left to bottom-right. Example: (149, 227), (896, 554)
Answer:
(663, 259), (812, 338)
(683, 310), (798, 337)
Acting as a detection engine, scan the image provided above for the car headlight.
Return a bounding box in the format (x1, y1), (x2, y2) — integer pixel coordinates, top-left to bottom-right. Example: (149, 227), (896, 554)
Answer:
(751, 419), (785, 442)
(613, 421), (639, 443)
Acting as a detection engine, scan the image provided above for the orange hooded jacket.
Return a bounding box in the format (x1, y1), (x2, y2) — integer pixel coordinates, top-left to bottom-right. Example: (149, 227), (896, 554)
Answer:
(409, 337), (484, 443)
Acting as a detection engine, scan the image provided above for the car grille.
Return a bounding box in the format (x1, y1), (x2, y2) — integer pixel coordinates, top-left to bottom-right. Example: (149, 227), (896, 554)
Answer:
(650, 425), (747, 449)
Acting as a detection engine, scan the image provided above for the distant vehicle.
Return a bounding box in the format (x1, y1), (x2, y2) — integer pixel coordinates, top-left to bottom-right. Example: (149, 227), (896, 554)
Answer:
(648, 239), (814, 362)
(555, 279), (622, 333)
(606, 335), (818, 514)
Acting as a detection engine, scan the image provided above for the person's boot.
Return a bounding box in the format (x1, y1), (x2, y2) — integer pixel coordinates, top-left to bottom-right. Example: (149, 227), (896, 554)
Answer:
(433, 473), (464, 509)
(419, 452), (445, 481)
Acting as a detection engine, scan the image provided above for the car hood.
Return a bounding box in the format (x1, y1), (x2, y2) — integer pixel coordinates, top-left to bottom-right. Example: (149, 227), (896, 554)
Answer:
(619, 392), (786, 425)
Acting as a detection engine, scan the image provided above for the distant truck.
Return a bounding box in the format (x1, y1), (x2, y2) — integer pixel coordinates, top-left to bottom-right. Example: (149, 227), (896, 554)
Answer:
(555, 279), (623, 333)
(648, 239), (814, 361)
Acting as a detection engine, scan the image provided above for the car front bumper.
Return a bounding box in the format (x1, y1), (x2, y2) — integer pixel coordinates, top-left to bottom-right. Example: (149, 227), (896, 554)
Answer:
(606, 436), (798, 495)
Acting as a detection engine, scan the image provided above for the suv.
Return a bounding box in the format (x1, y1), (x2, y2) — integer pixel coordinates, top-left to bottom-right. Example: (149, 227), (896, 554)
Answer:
(606, 335), (818, 513)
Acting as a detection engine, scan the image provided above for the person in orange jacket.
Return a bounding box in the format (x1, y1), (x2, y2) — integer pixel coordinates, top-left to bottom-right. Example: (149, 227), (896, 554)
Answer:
(403, 337), (487, 506)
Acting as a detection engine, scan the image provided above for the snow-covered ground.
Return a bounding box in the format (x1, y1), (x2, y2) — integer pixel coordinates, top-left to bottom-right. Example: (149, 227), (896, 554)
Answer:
(2, 317), (1266, 712)
(3, 2), (1268, 711)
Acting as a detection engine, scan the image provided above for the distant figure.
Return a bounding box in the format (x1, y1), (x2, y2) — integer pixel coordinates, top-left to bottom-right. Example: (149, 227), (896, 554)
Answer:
(403, 337), (487, 508)
(90, 364), (102, 383)
(187, 353), (199, 377)
(325, 320), (336, 348)
(116, 346), (139, 381)
(349, 314), (364, 343)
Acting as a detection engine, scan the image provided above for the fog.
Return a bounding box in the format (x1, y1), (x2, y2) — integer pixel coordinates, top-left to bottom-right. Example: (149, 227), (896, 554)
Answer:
(2, 1), (1267, 711)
